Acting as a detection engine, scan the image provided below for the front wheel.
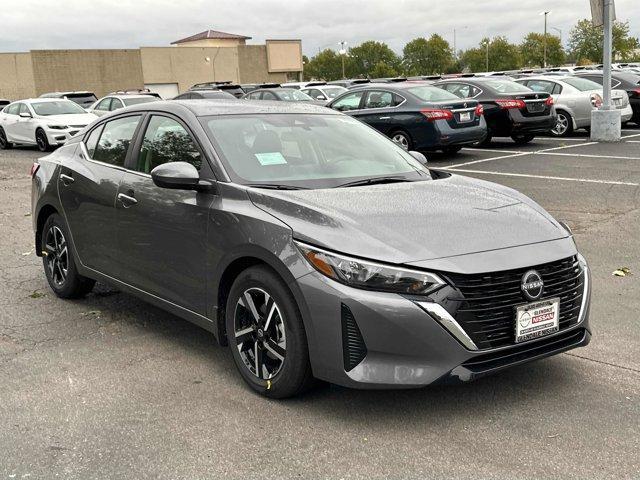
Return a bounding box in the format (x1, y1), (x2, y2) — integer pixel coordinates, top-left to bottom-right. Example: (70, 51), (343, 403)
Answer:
(36, 129), (51, 152)
(511, 134), (535, 145)
(41, 213), (95, 298)
(226, 265), (315, 398)
(390, 131), (412, 151)
(551, 110), (573, 137)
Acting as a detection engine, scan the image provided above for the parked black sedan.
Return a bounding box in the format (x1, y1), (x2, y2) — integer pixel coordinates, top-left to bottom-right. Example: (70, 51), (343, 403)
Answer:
(433, 78), (556, 145)
(576, 71), (640, 125)
(173, 90), (237, 100)
(326, 82), (487, 153)
(242, 88), (324, 105)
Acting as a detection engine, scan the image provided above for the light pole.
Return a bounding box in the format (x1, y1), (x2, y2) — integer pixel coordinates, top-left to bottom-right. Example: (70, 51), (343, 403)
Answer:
(484, 39), (490, 72)
(339, 41), (347, 79)
(551, 27), (562, 47)
(540, 11), (551, 67)
(453, 26), (468, 60)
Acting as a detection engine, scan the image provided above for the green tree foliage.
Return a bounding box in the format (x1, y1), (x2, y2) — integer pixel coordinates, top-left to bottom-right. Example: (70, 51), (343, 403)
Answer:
(568, 19), (640, 62)
(402, 34), (454, 75)
(520, 33), (565, 67)
(303, 49), (346, 81)
(459, 37), (522, 72)
(348, 41), (401, 78)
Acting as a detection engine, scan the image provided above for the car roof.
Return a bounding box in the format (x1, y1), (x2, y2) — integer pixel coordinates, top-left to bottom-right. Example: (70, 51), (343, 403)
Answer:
(42, 91), (94, 96)
(107, 94), (157, 100)
(122, 99), (339, 116)
(22, 98), (77, 104)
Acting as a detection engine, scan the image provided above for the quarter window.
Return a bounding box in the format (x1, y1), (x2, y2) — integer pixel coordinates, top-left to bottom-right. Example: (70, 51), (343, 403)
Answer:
(134, 115), (202, 174)
(331, 91), (364, 111)
(111, 98), (124, 110)
(527, 80), (555, 94)
(93, 115), (141, 166)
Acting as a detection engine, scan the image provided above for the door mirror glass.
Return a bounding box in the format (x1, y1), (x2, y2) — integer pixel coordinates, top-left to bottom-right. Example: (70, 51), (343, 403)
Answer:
(19, 111), (32, 118)
(151, 161), (200, 190)
(409, 150), (428, 166)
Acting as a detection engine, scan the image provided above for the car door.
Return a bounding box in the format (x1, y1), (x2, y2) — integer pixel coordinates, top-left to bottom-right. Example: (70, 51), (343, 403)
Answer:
(14, 103), (37, 143)
(2, 103), (21, 141)
(115, 114), (211, 314)
(358, 90), (405, 134)
(58, 114), (142, 276)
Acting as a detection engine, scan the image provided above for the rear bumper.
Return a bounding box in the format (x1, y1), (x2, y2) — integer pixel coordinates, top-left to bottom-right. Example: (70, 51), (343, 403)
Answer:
(414, 117), (488, 149)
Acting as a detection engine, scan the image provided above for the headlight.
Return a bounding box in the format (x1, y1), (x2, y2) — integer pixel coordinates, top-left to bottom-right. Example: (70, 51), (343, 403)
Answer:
(295, 241), (445, 295)
(47, 125), (68, 130)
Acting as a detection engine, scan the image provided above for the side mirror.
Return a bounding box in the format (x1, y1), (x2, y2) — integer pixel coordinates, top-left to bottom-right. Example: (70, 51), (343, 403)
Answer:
(316, 95), (327, 100)
(409, 150), (428, 166)
(151, 161), (200, 190)
(19, 112), (32, 118)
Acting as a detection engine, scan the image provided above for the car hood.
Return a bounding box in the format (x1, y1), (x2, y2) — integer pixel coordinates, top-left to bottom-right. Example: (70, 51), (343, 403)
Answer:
(248, 174), (569, 265)
(36, 113), (97, 125)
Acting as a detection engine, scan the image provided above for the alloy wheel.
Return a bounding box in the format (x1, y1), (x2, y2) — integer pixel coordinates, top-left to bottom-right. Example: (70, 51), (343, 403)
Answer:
(44, 225), (68, 287)
(552, 113), (569, 136)
(391, 133), (409, 150)
(36, 131), (47, 151)
(233, 287), (286, 379)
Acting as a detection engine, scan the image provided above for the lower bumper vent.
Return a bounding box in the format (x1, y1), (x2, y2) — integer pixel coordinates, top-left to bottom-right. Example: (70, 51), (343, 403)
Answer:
(341, 303), (367, 371)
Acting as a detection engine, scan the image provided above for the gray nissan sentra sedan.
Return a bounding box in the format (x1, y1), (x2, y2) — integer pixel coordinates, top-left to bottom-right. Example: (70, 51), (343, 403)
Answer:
(30, 100), (591, 398)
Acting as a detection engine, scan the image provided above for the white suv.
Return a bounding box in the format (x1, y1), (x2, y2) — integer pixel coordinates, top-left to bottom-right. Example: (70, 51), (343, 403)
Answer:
(0, 99), (97, 151)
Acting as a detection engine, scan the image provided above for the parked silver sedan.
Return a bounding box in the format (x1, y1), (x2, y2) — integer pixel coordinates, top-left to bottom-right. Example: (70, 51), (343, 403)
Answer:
(515, 76), (633, 136)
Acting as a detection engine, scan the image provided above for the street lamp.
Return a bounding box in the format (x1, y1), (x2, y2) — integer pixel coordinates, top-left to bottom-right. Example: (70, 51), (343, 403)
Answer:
(338, 41), (347, 79)
(540, 11), (551, 67)
(551, 26), (562, 52)
(453, 26), (468, 60)
(483, 39), (490, 72)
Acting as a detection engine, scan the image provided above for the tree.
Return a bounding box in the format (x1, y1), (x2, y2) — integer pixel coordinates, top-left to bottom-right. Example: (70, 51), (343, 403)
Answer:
(347, 41), (401, 78)
(303, 49), (346, 81)
(568, 19), (640, 62)
(520, 32), (565, 67)
(403, 34), (454, 75)
(459, 37), (522, 72)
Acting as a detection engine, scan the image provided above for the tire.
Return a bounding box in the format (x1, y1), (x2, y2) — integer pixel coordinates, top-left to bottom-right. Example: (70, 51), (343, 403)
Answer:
(442, 146), (462, 154)
(41, 213), (95, 298)
(551, 110), (574, 137)
(225, 265), (315, 398)
(0, 127), (12, 149)
(36, 128), (51, 152)
(389, 130), (412, 151)
(511, 134), (535, 145)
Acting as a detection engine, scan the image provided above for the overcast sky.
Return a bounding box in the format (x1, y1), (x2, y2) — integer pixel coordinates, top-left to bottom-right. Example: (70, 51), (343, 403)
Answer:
(2, 0), (639, 56)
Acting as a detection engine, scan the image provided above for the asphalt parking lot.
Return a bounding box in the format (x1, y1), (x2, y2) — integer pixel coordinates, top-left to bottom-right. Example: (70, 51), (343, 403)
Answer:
(1, 129), (639, 479)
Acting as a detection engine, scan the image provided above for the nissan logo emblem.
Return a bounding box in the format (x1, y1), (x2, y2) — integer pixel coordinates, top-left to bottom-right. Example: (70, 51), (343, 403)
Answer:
(521, 270), (544, 301)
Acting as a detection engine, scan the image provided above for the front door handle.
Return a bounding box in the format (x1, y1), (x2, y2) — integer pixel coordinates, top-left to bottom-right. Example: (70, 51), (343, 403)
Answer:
(117, 193), (138, 208)
(59, 173), (74, 186)
(379, 116), (390, 120)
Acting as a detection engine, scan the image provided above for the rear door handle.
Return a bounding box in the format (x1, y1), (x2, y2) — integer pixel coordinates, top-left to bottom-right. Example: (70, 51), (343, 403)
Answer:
(379, 116), (390, 120)
(59, 173), (74, 186)
(117, 193), (138, 208)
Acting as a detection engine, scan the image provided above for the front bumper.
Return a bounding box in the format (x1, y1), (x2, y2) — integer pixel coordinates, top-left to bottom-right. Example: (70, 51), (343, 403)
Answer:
(45, 126), (86, 145)
(296, 255), (591, 389)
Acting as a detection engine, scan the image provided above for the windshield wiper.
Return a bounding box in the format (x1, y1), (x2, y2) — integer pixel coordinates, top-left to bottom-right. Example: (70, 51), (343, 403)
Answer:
(245, 183), (308, 190)
(336, 176), (414, 188)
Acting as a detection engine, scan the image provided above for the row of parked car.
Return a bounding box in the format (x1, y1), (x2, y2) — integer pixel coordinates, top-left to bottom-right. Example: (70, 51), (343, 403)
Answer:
(1, 66), (638, 154)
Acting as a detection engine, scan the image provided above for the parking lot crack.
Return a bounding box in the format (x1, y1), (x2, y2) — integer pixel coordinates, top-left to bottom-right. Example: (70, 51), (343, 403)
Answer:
(565, 352), (640, 374)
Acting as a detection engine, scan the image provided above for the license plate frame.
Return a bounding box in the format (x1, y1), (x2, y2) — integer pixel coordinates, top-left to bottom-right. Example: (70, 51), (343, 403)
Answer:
(515, 297), (560, 343)
(459, 111), (472, 122)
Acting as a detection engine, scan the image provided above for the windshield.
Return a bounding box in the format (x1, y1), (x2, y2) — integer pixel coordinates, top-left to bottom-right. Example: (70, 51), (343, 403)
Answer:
(123, 96), (157, 106)
(563, 77), (604, 91)
(66, 93), (98, 104)
(201, 114), (430, 188)
(483, 80), (531, 93)
(31, 101), (87, 116)
(406, 86), (460, 101)
(323, 87), (347, 99)
(276, 90), (314, 102)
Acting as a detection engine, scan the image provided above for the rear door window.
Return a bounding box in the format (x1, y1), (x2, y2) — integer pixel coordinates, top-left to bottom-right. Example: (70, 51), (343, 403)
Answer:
(527, 80), (556, 94)
(110, 98), (124, 110)
(6, 104), (20, 115)
(92, 115), (142, 166)
(364, 90), (395, 109)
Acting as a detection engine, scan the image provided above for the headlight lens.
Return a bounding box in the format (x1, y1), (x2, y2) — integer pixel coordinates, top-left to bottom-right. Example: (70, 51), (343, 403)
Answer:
(295, 241), (445, 295)
(47, 125), (68, 130)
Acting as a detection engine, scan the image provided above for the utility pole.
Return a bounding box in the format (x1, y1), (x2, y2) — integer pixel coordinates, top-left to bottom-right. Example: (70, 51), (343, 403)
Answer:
(541, 11), (550, 67)
(453, 26), (467, 60)
(551, 27), (562, 49)
(339, 41), (347, 79)
(485, 39), (489, 71)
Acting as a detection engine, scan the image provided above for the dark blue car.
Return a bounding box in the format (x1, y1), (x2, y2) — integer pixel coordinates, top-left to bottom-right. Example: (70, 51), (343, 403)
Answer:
(327, 82), (487, 154)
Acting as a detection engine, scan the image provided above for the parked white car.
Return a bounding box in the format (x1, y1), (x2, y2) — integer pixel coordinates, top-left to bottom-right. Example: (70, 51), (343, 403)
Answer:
(0, 99), (97, 151)
(300, 84), (348, 103)
(515, 75), (633, 136)
(87, 94), (158, 117)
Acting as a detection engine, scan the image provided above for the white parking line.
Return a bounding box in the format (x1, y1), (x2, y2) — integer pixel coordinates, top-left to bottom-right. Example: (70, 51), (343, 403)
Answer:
(622, 133), (640, 139)
(443, 152), (528, 169)
(627, 140), (640, 143)
(461, 147), (524, 154)
(447, 169), (640, 186)
(534, 137), (587, 142)
(538, 151), (640, 160)
(536, 142), (599, 152)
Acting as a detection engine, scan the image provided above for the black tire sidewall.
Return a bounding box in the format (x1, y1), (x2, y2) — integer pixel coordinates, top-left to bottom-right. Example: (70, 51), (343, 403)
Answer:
(42, 213), (93, 298)
(36, 129), (50, 152)
(225, 265), (311, 398)
(0, 127), (10, 149)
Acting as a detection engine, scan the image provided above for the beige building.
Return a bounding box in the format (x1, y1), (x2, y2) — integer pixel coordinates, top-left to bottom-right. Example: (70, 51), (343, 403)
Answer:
(0, 30), (303, 100)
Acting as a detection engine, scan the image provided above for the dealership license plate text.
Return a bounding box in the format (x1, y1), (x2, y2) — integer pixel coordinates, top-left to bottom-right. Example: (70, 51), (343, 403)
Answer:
(515, 298), (560, 343)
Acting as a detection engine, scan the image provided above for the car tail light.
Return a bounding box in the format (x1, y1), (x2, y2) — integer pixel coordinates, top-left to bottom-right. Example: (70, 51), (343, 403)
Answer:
(495, 99), (526, 109)
(628, 88), (640, 98)
(590, 93), (603, 108)
(29, 162), (40, 178)
(420, 108), (453, 121)
(545, 96), (554, 106)
(474, 104), (484, 116)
